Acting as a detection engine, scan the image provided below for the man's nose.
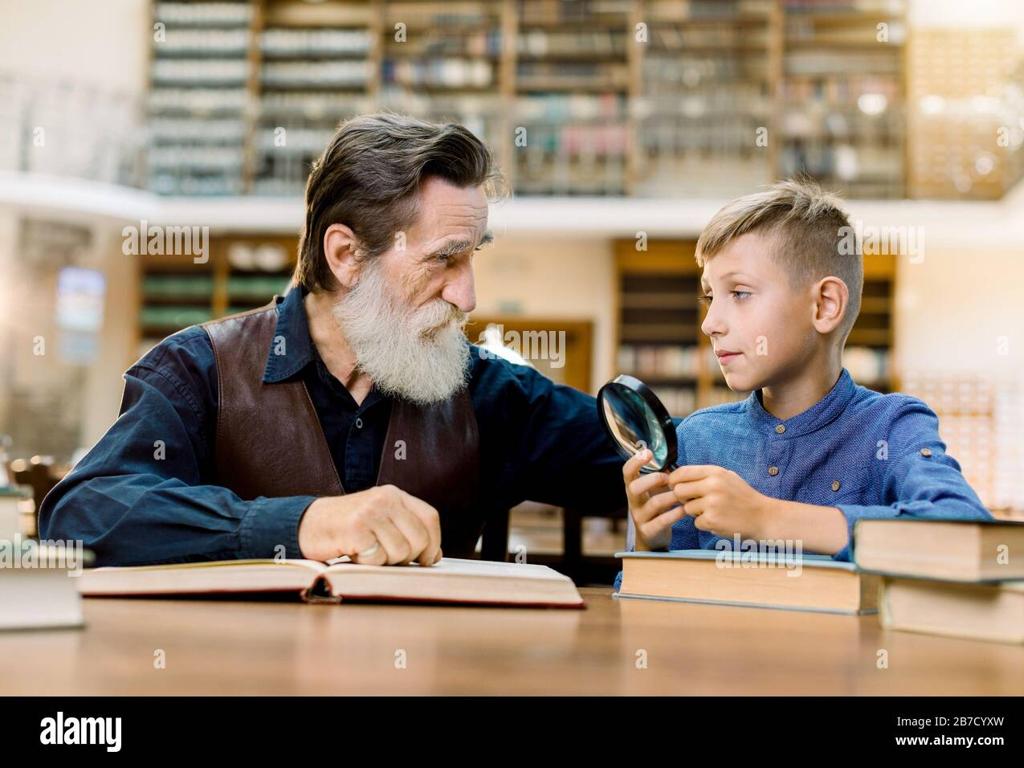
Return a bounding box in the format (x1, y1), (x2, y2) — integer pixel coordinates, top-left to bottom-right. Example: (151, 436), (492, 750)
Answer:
(442, 262), (476, 314)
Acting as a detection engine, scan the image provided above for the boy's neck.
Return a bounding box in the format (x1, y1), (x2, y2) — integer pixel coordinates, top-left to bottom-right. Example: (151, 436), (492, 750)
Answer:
(759, 355), (843, 422)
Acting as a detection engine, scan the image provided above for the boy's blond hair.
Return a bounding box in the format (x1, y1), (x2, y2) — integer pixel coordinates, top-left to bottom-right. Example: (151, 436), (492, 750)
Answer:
(696, 178), (863, 341)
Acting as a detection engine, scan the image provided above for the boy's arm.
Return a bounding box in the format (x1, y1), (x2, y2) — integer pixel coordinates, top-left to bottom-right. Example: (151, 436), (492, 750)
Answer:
(763, 397), (992, 561)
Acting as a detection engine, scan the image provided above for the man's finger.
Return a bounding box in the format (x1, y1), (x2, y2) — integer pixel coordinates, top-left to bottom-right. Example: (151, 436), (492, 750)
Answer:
(395, 491), (442, 565)
(387, 506), (433, 565)
(366, 514), (413, 565)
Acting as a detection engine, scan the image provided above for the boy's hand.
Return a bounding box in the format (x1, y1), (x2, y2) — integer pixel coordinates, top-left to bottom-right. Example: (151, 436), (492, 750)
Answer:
(623, 450), (685, 551)
(667, 465), (774, 541)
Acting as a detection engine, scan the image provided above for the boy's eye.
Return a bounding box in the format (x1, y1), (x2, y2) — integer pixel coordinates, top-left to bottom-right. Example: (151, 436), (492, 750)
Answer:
(697, 291), (750, 304)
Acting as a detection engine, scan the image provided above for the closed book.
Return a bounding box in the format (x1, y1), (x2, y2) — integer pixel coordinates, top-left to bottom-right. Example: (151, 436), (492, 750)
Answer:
(879, 576), (1024, 644)
(78, 556), (584, 608)
(1, 543), (90, 631)
(854, 519), (1024, 582)
(615, 549), (879, 615)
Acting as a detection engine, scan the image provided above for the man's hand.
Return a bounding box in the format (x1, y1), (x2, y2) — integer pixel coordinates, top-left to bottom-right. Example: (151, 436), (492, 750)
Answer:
(667, 465), (773, 541)
(623, 450), (685, 551)
(297, 484), (443, 566)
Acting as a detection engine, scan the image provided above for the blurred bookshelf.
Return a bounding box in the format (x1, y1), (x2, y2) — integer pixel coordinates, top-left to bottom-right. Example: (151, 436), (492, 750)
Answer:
(780, 0), (907, 198)
(632, 0), (781, 197)
(147, 0), (253, 195)
(141, 0), (1024, 201)
(252, 0), (378, 195)
(612, 239), (898, 417)
(135, 234), (296, 359)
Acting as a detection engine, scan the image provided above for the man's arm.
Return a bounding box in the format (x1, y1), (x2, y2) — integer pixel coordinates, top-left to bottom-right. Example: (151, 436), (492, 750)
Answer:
(39, 330), (316, 566)
(475, 356), (627, 514)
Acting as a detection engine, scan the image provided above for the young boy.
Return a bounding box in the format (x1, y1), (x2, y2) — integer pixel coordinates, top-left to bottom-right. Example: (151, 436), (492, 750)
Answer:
(615, 179), (991, 591)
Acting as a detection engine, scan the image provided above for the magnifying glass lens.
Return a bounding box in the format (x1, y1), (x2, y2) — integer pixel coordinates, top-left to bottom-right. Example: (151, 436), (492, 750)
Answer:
(597, 375), (678, 473)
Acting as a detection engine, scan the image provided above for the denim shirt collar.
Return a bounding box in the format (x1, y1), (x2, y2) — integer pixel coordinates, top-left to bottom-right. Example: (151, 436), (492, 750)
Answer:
(744, 367), (856, 438)
(262, 284), (315, 384)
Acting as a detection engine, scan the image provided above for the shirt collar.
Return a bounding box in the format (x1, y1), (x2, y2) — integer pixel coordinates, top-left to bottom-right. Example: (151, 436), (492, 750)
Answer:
(744, 367), (856, 438)
(262, 283), (315, 383)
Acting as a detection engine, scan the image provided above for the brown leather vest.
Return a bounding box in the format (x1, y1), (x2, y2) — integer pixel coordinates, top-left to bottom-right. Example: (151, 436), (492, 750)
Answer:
(201, 299), (483, 557)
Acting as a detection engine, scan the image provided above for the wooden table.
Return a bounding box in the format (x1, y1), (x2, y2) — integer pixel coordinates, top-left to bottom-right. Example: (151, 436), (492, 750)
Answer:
(1, 588), (1021, 695)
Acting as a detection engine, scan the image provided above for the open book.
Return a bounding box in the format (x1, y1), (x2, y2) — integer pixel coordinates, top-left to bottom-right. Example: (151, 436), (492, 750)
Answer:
(77, 556), (585, 608)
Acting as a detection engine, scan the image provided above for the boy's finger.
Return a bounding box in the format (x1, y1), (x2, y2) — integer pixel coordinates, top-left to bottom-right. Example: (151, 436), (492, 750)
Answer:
(641, 502), (686, 539)
(636, 490), (680, 524)
(628, 471), (669, 499)
(671, 478), (709, 502)
(622, 449), (651, 480)
(668, 464), (716, 485)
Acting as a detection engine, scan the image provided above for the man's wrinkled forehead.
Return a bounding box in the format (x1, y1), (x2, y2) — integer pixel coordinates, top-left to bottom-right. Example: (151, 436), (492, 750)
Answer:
(410, 182), (489, 246)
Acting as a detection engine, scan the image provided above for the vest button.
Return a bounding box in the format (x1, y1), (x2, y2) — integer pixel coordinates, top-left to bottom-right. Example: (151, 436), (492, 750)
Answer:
(768, 466), (779, 476)
(920, 447), (932, 457)
(831, 480), (841, 492)
(355, 417), (363, 429)
(775, 424), (786, 434)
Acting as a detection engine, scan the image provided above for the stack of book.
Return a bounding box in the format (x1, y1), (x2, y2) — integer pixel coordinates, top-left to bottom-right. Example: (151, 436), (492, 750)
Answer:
(854, 519), (1024, 645)
(614, 518), (1024, 642)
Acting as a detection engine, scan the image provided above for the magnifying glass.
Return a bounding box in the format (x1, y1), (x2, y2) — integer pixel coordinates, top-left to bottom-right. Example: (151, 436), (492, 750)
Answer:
(596, 374), (678, 474)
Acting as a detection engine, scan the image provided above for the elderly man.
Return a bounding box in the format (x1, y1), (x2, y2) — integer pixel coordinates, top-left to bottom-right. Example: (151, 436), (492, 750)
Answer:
(40, 113), (626, 567)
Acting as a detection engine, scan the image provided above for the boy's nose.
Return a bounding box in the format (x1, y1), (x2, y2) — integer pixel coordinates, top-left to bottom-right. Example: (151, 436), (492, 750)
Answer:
(701, 306), (726, 337)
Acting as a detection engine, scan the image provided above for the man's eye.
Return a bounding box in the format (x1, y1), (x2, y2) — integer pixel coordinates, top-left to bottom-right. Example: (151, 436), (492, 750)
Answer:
(732, 291), (751, 300)
(697, 293), (712, 305)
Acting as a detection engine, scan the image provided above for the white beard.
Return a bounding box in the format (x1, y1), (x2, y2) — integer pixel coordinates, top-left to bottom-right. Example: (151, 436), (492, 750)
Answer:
(331, 261), (470, 405)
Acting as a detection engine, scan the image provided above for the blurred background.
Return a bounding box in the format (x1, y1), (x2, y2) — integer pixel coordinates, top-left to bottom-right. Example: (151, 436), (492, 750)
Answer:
(1, 0), (1022, 578)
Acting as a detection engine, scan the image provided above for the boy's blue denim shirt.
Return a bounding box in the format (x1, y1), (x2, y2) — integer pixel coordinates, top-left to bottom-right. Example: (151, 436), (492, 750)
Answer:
(613, 367), (993, 591)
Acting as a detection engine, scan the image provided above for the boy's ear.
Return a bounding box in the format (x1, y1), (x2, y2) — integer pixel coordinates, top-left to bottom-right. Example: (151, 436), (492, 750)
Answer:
(812, 276), (849, 335)
(323, 223), (363, 290)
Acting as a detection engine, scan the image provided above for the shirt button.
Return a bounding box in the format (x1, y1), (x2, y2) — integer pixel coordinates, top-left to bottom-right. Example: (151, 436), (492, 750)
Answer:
(355, 417), (363, 429)
(768, 466), (779, 476)
(920, 447), (932, 457)
(831, 480), (841, 492)
(775, 424), (786, 434)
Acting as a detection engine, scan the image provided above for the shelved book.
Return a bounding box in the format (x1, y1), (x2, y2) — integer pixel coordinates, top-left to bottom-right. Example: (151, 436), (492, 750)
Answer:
(855, 518), (1024, 644)
(615, 549), (879, 615)
(78, 557), (584, 609)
